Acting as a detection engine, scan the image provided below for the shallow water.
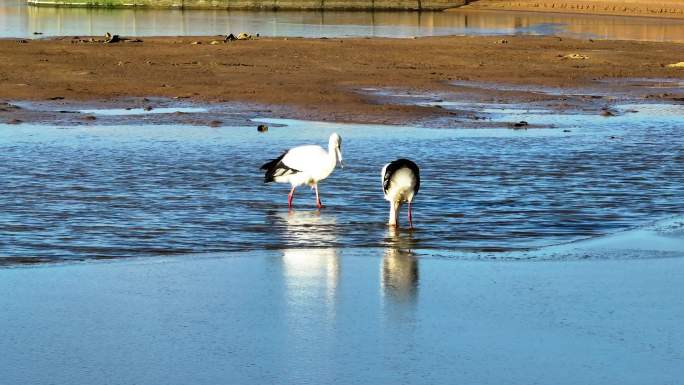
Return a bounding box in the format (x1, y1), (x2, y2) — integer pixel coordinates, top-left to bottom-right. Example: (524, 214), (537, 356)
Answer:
(2, 250), (683, 385)
(449, 78), (684, 98)
(1, 102), (683, 262)
(1, 0), (684, 42)
(78, 107), (208, 115)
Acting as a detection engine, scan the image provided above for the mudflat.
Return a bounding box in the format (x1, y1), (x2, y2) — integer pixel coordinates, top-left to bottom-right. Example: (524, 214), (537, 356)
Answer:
(1, 35), (683, 124)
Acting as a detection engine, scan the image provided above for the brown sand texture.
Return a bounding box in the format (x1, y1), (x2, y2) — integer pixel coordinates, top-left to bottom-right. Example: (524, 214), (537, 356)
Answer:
(1, 35), (683, 124)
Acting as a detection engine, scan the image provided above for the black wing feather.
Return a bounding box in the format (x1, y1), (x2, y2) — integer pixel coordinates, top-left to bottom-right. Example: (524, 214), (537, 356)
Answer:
(383, 158), (420, 194)
(260, 151), (301, 183)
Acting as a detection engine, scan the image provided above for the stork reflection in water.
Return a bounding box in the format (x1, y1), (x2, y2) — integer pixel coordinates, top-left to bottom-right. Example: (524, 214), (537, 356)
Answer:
(382, 227), (419, 303)
(277, 210), (340, 314)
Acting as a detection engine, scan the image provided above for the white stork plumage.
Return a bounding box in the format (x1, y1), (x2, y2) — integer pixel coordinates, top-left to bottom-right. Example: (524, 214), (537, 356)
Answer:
(261, 133), (343, 209)
(382, 158), (420, 228)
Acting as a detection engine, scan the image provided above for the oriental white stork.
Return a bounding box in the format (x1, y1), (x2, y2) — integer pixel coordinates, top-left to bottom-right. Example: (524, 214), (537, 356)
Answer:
(381, 158), (420, 228)
(261, 133), (343, 209)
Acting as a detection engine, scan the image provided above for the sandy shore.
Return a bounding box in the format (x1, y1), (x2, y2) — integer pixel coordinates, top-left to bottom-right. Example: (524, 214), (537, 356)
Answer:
(1, 35), (683, 125)
(463, 0), (684, 19)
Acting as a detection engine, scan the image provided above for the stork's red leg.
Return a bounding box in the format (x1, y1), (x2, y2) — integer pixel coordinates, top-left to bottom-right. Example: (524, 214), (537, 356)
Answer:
(288, 186), (296, 209)
(408, 202), (413, 228)
(315, 184), (323, 209)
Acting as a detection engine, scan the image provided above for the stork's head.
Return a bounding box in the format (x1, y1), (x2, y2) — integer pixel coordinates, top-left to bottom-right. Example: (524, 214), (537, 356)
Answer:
(329, 132), (343, 168)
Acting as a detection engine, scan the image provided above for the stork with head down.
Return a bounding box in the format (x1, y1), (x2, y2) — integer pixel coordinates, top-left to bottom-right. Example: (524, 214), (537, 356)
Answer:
(381, 158), (420, 228)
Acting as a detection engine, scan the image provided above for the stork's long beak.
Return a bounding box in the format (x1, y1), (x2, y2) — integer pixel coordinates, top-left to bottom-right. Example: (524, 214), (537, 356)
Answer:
(336, 147), (344, 168)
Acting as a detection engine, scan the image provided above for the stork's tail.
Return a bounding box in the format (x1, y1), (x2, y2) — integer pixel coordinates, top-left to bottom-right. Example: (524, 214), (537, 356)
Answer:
(260, 151), (298, 183)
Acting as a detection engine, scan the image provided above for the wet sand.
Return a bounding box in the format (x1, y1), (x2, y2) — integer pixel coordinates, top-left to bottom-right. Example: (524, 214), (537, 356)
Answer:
(1, 35), (683, 125)
(2, 220), (683, 385)
(464, 0), (684, 19)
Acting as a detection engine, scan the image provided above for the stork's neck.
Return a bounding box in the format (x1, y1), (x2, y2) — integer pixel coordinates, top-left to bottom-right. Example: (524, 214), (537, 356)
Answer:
(389, 201), (400, 226)
(328, 142), (338, 165)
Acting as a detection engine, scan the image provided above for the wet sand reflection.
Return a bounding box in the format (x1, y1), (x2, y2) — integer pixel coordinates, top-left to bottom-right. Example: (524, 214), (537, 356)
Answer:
(278, 210), (340, 312)
(276, 213), (423, 319)
(282, 247), (340, 309)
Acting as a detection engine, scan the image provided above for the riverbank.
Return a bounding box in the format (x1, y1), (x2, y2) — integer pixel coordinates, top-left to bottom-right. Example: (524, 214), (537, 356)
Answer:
(463, 0), (684, 19)
(1, 35), (683, 125)
(24, 0), (684, 17)
(27, 0), (466, 10)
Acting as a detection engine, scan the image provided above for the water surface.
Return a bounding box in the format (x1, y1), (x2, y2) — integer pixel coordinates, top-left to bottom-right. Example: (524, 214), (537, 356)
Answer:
(1, 102), (683, 262)
(1, 0), (683, 41)
(1, 250), (683, 384)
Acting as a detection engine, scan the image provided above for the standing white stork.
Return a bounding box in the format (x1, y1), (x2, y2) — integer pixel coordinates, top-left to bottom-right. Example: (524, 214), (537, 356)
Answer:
(261, 133), (343, 209)
(382, 158), (420, 228)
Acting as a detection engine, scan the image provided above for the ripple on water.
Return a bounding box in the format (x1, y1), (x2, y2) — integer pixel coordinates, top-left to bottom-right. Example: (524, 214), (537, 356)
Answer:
(0, 104), (683, 262)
